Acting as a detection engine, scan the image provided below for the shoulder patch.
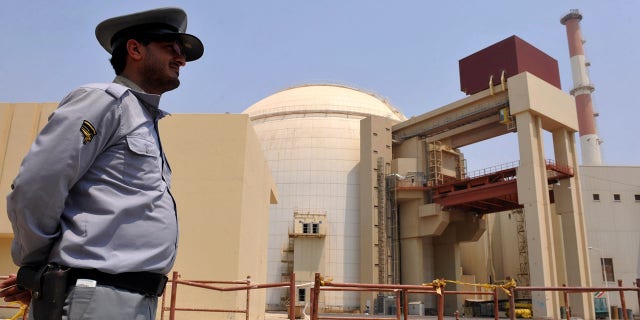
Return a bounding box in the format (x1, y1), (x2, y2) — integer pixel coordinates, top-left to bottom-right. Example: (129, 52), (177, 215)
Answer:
(80, 120), (98, 144)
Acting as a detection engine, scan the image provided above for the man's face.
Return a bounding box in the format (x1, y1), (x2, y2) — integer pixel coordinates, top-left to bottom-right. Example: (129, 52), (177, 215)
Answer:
(141, 40), (187, 94)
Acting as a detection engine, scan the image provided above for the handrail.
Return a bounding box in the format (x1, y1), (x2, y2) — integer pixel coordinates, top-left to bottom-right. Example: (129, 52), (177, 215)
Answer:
(309, 273), (640, 320)
(158, 271), (640, 320)
(5, 271), (635, 320)
(508, 279), (640, 320)
(161, 271), (297, 320)
(409, 159), (575, 189)
(464, 160), (520, 180)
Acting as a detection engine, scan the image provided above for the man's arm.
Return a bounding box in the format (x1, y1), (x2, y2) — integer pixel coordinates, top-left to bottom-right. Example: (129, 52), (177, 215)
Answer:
(7, 87), (122, 266)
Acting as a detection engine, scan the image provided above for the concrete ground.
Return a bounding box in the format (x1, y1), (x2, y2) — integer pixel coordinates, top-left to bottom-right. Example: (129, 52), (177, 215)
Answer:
(265, 311), (515, 320)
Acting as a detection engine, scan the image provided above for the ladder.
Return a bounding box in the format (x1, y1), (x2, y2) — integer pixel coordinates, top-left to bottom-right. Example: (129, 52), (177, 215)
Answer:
(428, 141), (443, 186)
(513, 209), (531, 299)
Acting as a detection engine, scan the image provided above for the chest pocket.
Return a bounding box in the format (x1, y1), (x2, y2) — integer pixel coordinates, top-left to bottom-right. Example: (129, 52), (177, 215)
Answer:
(125, 135), (164, 191)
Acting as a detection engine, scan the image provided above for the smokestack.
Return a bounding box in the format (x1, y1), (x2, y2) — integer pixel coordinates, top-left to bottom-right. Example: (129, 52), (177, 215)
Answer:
(561, 9), (603, 165)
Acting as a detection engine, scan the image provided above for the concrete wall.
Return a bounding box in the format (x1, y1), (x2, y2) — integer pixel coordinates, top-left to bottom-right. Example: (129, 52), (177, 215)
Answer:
(581, 165), (640, 314)
(0, 103), (58, 236)
(359, 115), (395, 310)
(160, 114), (277, 320)
(0, 104), (277, 320)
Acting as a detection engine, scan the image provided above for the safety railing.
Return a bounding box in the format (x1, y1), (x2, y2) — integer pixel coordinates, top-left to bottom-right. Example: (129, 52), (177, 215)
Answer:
(160, 271), (297, 320)
(545, 158), (574, 178)
(308, 274), (640, 320)
(509, 278), (640, 320)
(310, 273), (437, 320)
(309, 274), (517, 320)
(3, 272), (639, 320)
(433, 159), (574, 184)
(464, 160), (520, 180)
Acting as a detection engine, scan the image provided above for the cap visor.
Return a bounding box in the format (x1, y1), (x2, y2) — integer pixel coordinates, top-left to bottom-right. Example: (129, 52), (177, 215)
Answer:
(179, 34), (204, 62)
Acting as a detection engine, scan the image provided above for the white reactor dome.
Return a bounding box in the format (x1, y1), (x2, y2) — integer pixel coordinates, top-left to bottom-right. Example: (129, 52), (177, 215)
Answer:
(243, 84), (406, 311)
(244, 84), (407, 121)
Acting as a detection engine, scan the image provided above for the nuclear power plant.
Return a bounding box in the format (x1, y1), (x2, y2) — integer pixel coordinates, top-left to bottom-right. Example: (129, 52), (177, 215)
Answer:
(1, 8), (639, 320)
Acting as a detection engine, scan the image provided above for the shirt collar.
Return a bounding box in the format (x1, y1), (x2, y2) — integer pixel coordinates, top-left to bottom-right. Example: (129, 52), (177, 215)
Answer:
(113, 75), (170, 119)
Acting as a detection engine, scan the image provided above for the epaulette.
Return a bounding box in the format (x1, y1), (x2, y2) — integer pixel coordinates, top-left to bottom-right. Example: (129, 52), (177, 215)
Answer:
(80, 83), (130, 99)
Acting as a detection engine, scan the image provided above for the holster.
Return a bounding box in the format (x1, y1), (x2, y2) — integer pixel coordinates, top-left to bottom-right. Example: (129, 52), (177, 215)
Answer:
(17, 264), (69, 320)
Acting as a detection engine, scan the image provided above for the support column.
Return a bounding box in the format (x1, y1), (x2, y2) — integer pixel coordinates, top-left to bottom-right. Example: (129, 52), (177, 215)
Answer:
(552, 128), (594, 318)
(434, 226), (462, 315)
(400, 236), (434, 308)
(515, 111), (559, 319)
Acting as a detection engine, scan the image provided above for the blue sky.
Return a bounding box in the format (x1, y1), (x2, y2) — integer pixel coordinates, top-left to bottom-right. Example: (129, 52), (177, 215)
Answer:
(1, 1), (638, 169)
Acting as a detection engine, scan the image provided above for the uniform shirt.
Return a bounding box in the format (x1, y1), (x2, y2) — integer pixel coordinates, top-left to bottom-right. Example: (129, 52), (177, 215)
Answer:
(7, 76), (177, 275)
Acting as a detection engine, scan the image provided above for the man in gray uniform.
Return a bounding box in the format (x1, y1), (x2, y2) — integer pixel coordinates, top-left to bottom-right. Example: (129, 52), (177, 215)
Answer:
(0, 7), (203, 319)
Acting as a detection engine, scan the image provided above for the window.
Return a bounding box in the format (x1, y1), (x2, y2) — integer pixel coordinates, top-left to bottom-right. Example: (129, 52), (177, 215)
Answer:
(298, 288), (306, 302)
(601, 258), (615, 282)
(302, 223), (320, 234)
(613, 194), (621, 201)
(635, 194), (640, 202)
(592, 194), (600, 201)
(294, 212), (326, 236)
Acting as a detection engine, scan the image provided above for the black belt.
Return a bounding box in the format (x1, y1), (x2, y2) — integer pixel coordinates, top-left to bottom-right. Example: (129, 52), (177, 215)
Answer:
(68, 268), (168, 297)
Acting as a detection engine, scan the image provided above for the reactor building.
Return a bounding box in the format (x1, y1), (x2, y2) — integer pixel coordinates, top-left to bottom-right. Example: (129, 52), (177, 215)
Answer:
(242, 84), (406, 311)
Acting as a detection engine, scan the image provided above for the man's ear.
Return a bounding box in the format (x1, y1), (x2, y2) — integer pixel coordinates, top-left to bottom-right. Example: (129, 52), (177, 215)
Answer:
(126, 39), (145, 61)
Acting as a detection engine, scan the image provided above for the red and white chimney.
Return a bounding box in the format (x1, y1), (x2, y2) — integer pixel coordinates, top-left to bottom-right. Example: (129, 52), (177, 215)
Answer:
(561, 9), (603, 165)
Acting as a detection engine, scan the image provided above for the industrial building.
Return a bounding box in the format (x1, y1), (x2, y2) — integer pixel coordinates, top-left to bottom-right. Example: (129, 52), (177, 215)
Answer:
(579, 165), (640, 318)
(1, 9), (639, 320)
(362, 55), (591, 318)
(242, 84), (406, 311)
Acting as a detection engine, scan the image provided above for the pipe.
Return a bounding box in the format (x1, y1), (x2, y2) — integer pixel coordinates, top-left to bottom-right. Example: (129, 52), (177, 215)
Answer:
(289, 273), (296, 320)
(636, 279), (640, 318)
(619, 280), (628, 320)
(169, 271), (179, 320)
(313, 273), (321, 320)
(438, 287), (444, 320)
(395, 290), (401, 320)
(563, 284), (571, 319)
(516, 286), (639, 292)
(509, 285), (516, 320)
(246, 276), (251, 320)
(321, 282), (434, 290)
(310, 288), (315, 320)
(493, 286), (499, 320)
(402, 290), (408, 320)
